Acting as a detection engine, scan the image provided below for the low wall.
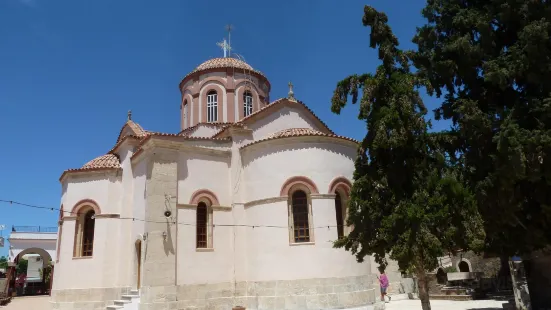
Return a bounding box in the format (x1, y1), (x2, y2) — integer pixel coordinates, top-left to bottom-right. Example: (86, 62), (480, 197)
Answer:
(140, 275), (377, 310)
(50, 286), (131, 310)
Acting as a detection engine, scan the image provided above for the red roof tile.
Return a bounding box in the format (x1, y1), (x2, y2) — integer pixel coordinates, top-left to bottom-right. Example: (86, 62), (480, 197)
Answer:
(241, 128), (358, 149)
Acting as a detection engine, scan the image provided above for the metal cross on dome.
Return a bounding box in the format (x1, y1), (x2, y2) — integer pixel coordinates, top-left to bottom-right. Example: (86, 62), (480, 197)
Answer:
(217, 24), (233, 58)
(217, 39), (232, 58)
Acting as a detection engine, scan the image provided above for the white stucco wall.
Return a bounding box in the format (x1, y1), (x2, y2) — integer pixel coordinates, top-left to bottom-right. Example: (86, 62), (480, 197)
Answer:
(248, 106), (325, 140)
(8, 237), (57, 263)
(54, 172), (125, 290)
(241, 141), (356, 202)
(188, 125), (224, 138)
(177, 152), (231, 206)
(53, 217), (121, 289)
(176, 208), (235, 285)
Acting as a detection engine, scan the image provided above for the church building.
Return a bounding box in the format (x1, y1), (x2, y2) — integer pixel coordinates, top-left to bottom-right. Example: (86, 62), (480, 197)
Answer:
(51, 48), (380, 310)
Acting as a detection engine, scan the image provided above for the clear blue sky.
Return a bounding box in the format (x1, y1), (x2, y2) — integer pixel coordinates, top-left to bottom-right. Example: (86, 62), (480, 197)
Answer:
(0, 0), (448, 256)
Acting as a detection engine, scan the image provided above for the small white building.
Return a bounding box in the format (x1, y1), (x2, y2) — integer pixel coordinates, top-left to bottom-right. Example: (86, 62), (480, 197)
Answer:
(52, 56), (382, 310)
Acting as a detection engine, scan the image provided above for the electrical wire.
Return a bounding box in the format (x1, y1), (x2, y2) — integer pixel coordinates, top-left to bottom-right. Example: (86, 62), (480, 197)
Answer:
(0, 199), (348, 230)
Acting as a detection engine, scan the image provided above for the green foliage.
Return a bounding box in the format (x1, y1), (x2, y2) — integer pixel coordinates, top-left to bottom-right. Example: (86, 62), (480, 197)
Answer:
(39, 261), (52, 283)
(0, 256), (7, 270)
(444, 266), (457, 273)
(413, 0), (551, 256)
(16, 258), (27, 276)
(332, 4), (485, 276)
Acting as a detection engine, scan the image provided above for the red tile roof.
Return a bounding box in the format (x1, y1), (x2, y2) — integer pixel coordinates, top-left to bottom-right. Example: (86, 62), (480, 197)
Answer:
(184, 57), (266, 80)
(82, 154), (120, 169)
(241, 128), (358, 149)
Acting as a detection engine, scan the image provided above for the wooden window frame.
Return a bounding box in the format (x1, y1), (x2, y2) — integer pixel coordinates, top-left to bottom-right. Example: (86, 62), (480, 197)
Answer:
(288, 185), (314, 244)
(334, 189), (349, 239)
(73, 207), (95, 258)
(196, 199), (213, 249)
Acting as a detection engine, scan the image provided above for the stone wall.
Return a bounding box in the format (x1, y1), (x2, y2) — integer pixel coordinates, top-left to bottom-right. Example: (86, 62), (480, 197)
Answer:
(50, 287), (131, 310)
(139, 275), (376, 310)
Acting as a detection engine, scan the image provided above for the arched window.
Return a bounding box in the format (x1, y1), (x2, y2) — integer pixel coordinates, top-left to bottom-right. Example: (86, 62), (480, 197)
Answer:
(335, 192), (345, 239)
(290, 190), (311, 243)
(207, 90), (218, 122)
(183, 99), (188, 128)
(74, 208), (95, 257)
(196, 201), (213, 248)
(243, 91), (253, 117)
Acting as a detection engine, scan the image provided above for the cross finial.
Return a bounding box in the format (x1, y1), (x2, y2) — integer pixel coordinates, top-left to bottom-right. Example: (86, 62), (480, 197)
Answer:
(288, 81), (296, 101)
(127, 110), (132, 121)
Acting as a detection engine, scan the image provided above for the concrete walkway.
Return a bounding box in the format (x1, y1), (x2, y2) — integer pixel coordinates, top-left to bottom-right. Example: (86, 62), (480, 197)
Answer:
(0, 296), (50, 310)
(0, 295), (509, 310)
(348, 299), (508, 310)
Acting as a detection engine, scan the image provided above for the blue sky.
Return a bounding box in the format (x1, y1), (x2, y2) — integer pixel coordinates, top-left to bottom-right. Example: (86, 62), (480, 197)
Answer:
(0, 0), (448, 257)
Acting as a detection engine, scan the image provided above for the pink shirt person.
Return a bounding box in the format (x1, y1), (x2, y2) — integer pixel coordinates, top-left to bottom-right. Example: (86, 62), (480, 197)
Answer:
(379, 273), (389, 288)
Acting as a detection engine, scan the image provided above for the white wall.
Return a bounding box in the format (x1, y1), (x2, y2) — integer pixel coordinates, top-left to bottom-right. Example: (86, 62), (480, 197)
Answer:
(176, 208), (235, 285)
(8, 237), (56, 263)
(248, 106), (326, 140)
(188, 125), (224, 138)
(241, 141), (356, 202)
(177, 152), (231, 206)
(53, 217), (122, 289)
(245, 199), (370, 282)
(55, 172), (125, 290)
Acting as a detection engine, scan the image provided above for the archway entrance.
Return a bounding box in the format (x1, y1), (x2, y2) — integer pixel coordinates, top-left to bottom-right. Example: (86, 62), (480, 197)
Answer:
(458, 261), (470, 272)
(11, 248), (53, 296)
(135, 240), (142, 289)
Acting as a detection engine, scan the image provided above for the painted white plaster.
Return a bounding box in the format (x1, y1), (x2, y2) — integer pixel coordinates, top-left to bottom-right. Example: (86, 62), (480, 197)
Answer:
(188, 124), (224, 138)
(248, 105), (326, 140)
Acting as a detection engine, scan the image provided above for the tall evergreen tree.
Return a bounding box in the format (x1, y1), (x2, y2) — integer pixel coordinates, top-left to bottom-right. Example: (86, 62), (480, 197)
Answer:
(413, 0), (551, 256)
(331, 6), (485, 310)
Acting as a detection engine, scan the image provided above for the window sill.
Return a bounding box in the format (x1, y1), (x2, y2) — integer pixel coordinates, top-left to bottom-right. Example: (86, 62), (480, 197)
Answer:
(289, 242), (315, 246)
(72, 256), (93, 260)
(196, 248), (214, 252)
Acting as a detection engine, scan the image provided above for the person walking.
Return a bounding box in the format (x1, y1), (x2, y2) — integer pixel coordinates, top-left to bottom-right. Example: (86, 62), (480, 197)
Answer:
(377, 269), (391, 302)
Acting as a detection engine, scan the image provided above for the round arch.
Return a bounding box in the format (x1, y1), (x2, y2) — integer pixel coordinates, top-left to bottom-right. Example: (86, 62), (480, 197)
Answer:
(328, 176), (352, 195)
(70, 199), (101, 216)
(458, 259), (472, 272)
(280, 176), (319, 197)
(189, 189), (220, 206)
(14, 247), (52, 270)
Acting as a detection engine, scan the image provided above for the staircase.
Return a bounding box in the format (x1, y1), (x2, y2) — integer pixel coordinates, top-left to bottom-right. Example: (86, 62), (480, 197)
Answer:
(106, 290), (140, 310)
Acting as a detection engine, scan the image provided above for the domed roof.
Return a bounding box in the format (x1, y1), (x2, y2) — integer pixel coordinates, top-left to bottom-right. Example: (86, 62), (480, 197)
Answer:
(82, 154), (120, 169)
(183, 57), (267, 81)
(196, 57), (255, 72)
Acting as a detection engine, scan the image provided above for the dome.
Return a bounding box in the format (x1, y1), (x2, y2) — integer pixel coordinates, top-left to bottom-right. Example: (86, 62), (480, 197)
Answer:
(82, 154), (120, 169)
(196, 57), (255, 72)
(183, 57), (267, 80)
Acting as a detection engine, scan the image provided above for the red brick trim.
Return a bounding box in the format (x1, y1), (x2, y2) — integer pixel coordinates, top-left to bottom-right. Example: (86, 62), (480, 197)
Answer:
(280, 176), (319, 196)
(70, 199), (102, 216)
(189, 189), (220, 206)
(328, 177), (352, 195)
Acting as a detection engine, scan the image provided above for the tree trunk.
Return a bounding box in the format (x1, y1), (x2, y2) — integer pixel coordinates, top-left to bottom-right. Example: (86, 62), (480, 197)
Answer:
(415, 268), (431, 310)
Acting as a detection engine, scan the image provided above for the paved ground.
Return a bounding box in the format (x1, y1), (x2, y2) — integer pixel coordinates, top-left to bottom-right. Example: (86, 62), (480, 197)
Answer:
(384, 299), (507, 310)
(0, 296), (50, 310)
(0, 295), (509, 310)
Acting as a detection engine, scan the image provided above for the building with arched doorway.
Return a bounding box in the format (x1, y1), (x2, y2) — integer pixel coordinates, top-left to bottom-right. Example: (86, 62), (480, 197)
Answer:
(51, 51), (384, 310)
(7, 226), (57, 296)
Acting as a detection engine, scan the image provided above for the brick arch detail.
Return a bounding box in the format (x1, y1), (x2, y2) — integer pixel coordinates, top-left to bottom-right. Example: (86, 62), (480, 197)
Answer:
(280, 176), (319, 197)
(328, 176), (352, 195)
(70, 199), (101, 216)
(189, 189), (220, 206)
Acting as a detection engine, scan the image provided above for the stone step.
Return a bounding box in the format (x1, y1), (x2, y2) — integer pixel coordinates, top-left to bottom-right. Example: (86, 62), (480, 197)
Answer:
(129, 289), (139, 296)
(121, 294), (140, 301)
(114, 300), (131, 306)
(106, 306), (123, 310)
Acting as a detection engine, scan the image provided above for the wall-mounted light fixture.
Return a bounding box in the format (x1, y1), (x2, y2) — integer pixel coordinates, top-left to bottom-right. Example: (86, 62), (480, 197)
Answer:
(162, 231), (167, 240)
